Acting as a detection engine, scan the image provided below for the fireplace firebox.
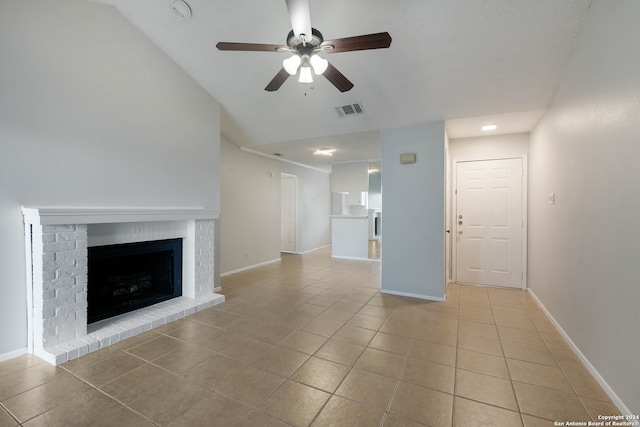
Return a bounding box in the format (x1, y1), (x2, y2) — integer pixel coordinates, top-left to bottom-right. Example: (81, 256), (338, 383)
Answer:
(88, 238), (183, 324)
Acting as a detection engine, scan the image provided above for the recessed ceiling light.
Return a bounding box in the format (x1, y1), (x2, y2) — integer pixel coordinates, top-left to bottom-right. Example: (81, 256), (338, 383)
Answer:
(481, 124), (497, 131)
(314, 148), (336, 156)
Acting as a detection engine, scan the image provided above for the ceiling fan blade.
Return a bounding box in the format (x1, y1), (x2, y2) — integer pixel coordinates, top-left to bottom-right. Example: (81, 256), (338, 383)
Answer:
(323, 62), (354, 92)
(322, 32), (392, 53)
(216, 42), (288, 52)
(285, 0), (312, 40)
(265, 68), (291, 91)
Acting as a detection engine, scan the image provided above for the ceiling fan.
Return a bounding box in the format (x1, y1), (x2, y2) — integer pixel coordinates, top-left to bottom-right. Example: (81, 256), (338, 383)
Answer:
(216, 0), (391, 92)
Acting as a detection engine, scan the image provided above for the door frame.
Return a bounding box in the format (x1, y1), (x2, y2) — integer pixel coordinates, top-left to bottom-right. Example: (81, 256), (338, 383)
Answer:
(280, 173), (299, 254)
(450, 154), (528, 289)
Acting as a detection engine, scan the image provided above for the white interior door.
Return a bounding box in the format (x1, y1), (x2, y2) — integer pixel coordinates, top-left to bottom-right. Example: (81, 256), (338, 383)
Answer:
(455, 158), (525, 288)
(281, 174), (297, 253)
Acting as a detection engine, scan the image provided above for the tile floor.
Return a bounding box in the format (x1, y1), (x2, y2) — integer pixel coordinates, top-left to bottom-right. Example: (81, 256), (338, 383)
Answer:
(0, 248), (621, 426)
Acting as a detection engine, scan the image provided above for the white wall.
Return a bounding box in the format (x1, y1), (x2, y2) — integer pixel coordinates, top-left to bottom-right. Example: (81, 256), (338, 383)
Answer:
(529, 0), (640, 413)
(331, 162), (369, 193)
(368, 171), (382, 210)
(381, 122), (445, 300)
(0, 0), (221, 359)
(220, 138), (331, 274)
(449, 133), (529, 160)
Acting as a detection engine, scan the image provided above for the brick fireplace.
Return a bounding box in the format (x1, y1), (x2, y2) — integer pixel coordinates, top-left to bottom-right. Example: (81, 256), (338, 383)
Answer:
(22, 207), (224, 365)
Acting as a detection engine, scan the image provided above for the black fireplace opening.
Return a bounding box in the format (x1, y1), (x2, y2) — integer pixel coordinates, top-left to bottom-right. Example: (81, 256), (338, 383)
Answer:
(88, 238), (182, 324)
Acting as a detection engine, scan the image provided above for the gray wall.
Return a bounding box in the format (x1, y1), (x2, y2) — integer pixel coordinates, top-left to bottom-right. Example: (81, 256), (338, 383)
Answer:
(0, 0), (221, 359)
(220, 138), (331, 274)
(529, 0), (640, 413)
(381, 122), (445, 300)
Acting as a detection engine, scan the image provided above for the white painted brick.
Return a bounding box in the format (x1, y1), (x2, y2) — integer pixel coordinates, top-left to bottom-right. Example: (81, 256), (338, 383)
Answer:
(55, 232), (75, 242)
(42, 346), (68, 365)
(42, 233), (55, 243)
(55, 249), (84, 260)
(57, 341), (80, 361)
(72, 339), (90, 358)
(51, 277), (75, 289)
(43, 225), (76, 233)
(42, 289), (56, 300)
(43, 297), (61, 311)
(42, 306), (55, 320)
(75, 257), (88, 268)
(42, 327), (58, 345)
(75, 309), (87, 324)
(77, 335), (100, 352)
(44, 259), (75, 272)
(98, 336), (111, 348)
(75, 290), (88, 303)
(43, 241), (76, 253)
(55, 267), (82, 279)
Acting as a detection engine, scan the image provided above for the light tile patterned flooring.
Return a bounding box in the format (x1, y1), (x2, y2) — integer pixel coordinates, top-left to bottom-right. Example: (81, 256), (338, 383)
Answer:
(0, 248), (621, 426)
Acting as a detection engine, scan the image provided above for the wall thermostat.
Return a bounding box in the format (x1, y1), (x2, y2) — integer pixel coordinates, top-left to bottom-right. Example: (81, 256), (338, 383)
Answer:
(400, 153), (417, 164)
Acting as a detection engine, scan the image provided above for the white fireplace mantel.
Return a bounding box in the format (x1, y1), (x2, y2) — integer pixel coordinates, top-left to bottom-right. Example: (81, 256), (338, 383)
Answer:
(22, 206), (223, 365)
(22, 206), (219, 225)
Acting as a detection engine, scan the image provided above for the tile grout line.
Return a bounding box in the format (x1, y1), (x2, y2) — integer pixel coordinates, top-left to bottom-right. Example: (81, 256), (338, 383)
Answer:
(492, 290), (528, 427)
(0, 401), (22, 427)
(58, 363), (162, 427)
(450, 282), (462, 427)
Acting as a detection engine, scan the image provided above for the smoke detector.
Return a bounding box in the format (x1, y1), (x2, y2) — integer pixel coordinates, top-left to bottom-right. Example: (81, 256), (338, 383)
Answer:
(170, 0), (192, 19)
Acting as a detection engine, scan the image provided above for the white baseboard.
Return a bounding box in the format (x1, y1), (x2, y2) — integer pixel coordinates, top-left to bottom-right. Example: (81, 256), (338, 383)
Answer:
(220, 246), (331, 277)
(297, 244), (331, 255)
(331, 255), (373, 262)
(0, 347), (28, 363)
(220, 258), (281, 277)
(528, 289), (634, 416)
(380, 288), (445, 302)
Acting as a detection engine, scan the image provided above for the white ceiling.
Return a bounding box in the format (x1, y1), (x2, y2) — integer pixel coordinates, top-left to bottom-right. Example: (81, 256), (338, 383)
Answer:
(88, 0), (591, 170)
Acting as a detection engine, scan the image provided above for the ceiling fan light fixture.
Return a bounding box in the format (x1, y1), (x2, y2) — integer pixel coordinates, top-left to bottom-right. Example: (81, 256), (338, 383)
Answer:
(283, 55), (301, 75)
(298, 65), (313, 83)
(309, 54), (328, 75)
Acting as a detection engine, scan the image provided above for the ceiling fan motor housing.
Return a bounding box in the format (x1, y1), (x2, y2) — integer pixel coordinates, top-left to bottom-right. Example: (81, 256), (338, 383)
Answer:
(286, 28), (325, 52)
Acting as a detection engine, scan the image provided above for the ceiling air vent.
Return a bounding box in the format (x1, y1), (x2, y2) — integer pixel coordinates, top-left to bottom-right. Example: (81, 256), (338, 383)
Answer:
(335, 103), (364, 118)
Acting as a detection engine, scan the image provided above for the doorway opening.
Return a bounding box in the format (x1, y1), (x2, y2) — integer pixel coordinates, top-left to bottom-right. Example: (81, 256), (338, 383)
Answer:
(451, 156), (527, 289)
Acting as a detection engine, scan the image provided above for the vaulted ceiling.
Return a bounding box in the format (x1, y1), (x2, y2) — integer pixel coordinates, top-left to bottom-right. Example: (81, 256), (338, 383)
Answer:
(87, 0), (591, 170)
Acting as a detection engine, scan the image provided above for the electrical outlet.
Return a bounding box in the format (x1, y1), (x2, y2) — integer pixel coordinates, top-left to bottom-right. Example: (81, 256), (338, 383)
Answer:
(244, 252), (249, 260)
